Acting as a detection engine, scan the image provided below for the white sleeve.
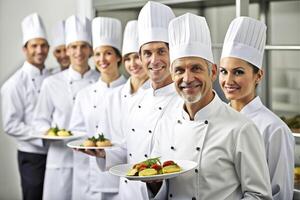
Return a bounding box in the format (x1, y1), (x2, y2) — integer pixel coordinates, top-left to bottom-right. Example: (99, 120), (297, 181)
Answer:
(69, 93), (86, 132)
(265, 127), (294, 200)
(33, 81), (54, 132)
(234, 122), (272, 200)
(1, 80), (42, 146)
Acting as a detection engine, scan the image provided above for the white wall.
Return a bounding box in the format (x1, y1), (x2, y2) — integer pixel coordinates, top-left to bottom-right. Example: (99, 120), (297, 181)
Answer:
(0, 0), (76, 199)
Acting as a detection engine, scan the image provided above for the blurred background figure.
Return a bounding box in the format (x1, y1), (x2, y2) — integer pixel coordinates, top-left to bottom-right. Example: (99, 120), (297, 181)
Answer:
(1, 12), (50, 200)
(50, 20), (70, 73)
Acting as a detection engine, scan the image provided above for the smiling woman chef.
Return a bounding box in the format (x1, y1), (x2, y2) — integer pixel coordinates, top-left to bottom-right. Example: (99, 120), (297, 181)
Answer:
(68, 16), (126, 200)
(219, 16), (294, 200)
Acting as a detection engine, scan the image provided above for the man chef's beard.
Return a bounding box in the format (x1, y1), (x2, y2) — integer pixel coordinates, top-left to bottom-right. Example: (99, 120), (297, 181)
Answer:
(179, 81), (203, 104)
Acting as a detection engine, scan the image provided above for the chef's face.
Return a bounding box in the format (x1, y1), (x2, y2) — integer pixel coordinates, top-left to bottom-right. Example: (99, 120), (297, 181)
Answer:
(140, 42), (171, 87)
(53, 45), (70, 69)
(171, 57), (217, 104)
(67, 41), (91, 68)
(219, 57), (263, 103)
(123, 52), (148, 80)
(93, 45), (121, 74)
(23, 38), (49, 68)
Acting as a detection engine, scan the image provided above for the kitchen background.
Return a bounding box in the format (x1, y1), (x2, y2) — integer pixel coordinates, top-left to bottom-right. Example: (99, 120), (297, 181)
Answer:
(0, 0), (299, 199)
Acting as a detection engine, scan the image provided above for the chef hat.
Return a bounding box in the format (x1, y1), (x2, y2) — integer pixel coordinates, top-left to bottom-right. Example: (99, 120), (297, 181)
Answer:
(221, 16), (266, 69)
(51, 20), (65, 48)
(138, 1), (175, 49)
(92, 17), (122, 51)
(65, 15), (91, 46)
(122, 20), (139, 56)
(169, 13), (214, 65)
(21, 13), (47, 46)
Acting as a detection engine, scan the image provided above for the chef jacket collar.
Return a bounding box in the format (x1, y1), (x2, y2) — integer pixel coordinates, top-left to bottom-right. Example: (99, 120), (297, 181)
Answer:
(240, 96), (263, 114)
(67, 65), (94, 81)
(123, 78), (150, 95)
(22, 61), (47, 76)
(98, 74), (126, 88)
(181, 91), (223, 121)
(150, 82), (175, 96)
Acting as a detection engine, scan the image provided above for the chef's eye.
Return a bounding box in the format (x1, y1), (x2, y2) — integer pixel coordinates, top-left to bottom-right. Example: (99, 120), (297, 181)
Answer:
(219, 68), (227, 75)
(234, 69), (244, 75)
(158, 48), (167, 55)
(143, 51), (151, 58)
(174, 67), (184, 74)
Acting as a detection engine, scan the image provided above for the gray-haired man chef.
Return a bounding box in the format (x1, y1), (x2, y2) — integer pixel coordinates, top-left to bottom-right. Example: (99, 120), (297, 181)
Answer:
(150, 13), (272, 200)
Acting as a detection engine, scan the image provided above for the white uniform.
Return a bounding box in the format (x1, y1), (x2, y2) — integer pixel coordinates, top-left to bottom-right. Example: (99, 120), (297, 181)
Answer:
(1, 61), (50, 153)
(240, 96), (294, 200)
(152, 94), (272, 200)
(99, 83), (178, 200)
(33, 67), (98, 200)
(69, 75), (126, 200)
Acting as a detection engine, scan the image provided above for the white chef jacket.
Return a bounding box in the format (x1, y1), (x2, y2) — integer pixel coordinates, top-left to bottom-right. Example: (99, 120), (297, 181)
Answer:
(151, 93), (272, 200)
(50, 66), (69, 74)
(1, 61), (50, 154)
(69, 75), (126, 200)
(240, 96), (294, 200)
(98, 83), (179, 200)
(33, 66), (99, 200)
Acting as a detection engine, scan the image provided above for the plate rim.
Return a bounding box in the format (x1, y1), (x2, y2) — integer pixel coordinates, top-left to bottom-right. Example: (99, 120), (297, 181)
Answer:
(67, 139), (115, 149)
(32, 131), (86, 140)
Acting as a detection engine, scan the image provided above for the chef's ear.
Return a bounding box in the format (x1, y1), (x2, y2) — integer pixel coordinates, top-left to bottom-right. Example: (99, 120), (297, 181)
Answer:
(256, 69), (264, 84)
(210, 63), (218, 82)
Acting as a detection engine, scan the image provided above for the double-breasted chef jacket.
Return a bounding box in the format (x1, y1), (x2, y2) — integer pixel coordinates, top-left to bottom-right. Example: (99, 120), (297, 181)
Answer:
(1, 61), (50, 153)
(240, 96), (294, 200)
(98, 82), (179, 199)
(33, 66), (99, 200)
(151, 93), (272, 200)
(69, 75), (126, 200)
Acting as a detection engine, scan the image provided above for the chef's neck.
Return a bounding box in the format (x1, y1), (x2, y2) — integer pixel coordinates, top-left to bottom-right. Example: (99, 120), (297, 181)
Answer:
(184, 91), (215, 120)
(130, 76), (149, 94)
(151, 75), (173, 90)
(71, 64), (90, 76)
(100, 70), (120, 86)
(230, 94), (256, 112)
(29, 61), (45, 74)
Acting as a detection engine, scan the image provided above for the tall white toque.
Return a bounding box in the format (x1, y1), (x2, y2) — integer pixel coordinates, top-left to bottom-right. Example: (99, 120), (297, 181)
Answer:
(65, 15), (91, 46)
(51, 20), (65, 48)
(221, 16), (267, 69)
(92, 17), (122, 51)
(138, 1), (175, 49)
(122, 20), (139, 56)
(168, 13), (214, 65)
(22, 13), (47, 46)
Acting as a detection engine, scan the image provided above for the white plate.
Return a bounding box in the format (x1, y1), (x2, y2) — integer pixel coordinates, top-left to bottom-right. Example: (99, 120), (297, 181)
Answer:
(33, 131), (86, 140)
(109, 160), (198, 181)
(67, 139), (115, 150)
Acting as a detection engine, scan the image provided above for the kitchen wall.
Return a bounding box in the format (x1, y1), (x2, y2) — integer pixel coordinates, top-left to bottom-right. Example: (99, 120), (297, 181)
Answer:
(0, 0), (76, 199)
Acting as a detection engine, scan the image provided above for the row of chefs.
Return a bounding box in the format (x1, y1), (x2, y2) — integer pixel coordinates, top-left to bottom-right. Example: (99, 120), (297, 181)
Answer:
(1, 1), (294, 200)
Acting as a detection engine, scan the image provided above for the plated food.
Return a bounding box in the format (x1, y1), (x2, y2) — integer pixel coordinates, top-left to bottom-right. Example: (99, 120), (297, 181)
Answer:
(67, 133), (114, 150)
(47, 126), (73, 137)
(127, 157), (181, 177)
(281, 115), (300, 133)
(109, 159), (197, 181)
(33, 128), (86, 140)
(82, 133), (112, 147)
